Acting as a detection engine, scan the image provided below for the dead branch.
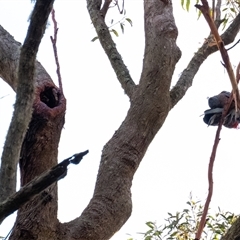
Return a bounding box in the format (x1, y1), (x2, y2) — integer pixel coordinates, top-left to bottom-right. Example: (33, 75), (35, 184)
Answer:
(50, 8), (63, 93)
(0, 150), (89, 224)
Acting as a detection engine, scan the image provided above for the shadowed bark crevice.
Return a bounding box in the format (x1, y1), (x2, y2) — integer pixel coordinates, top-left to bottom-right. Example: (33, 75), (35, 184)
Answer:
(40, 86), (60, 108)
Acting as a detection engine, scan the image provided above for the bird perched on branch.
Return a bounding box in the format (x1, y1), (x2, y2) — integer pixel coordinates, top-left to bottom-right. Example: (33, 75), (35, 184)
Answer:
(203, 91), (240, 129)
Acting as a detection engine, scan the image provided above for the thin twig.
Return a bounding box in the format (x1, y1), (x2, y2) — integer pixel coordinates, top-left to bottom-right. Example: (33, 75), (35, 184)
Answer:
(215, 0), (222, 21)
(0, 94), (9, 99)
(227, 38), (240, 51)
(212, 0), (215, 20)
(50, 8), (63, 93)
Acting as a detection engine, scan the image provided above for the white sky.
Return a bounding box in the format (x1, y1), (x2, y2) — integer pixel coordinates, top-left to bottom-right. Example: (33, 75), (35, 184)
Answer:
(1, 1), (240, 239)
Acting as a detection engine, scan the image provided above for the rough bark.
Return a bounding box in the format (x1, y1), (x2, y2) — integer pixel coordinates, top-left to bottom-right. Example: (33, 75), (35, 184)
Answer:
(62, 1), (180, 239)
(0, 1), (66, 238)
(8, 78), (66, 239)
(0, 0), (240, 240)
(0, 0), (55, 202)
(221, 217), (240, 240)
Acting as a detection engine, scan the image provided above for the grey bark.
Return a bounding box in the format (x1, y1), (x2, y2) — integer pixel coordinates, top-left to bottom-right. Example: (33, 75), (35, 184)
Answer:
(87, 0), (136, 98)
(0, 0), (55, 202)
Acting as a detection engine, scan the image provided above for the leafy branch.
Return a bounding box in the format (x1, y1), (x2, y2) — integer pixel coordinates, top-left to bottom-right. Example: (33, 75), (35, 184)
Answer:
(127, 194), (238, 240)
(91, 15), (132, 41)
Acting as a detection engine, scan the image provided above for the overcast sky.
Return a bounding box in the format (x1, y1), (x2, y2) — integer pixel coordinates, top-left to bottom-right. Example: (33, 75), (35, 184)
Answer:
(1, 1), (240, 239)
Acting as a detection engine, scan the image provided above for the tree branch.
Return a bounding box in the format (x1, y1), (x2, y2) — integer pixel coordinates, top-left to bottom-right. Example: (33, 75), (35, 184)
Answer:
(215, 0), (222, 22)
(0, 26), (53, 92)
(50, 8), (63, 93)
(0, 150), (88, 223)
(0, 25), (20, 91)
(0, 0), (55, 202)
(100, 0), (112, 19)
(170, 11), (240, 109)
(221, 217), (240, 240)
(87, 0), (136, 99)
(196, 0), (240, 109)
(195, 122), (222, 240)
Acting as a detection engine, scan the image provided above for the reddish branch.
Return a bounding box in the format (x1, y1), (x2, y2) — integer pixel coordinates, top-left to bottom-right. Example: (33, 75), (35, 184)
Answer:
(195, 96), (233, 239)
(195, 0), (240, 109)
(194, 1), (240, 239)
(50, 8), (63, 93)
(195, 122), (221, 240)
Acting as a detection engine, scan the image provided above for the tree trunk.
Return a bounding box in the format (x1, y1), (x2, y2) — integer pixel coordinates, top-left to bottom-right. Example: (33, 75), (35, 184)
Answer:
(0, 22), (66, 240)
(1, 0), (240, 239)
(9, 82), (66, 239)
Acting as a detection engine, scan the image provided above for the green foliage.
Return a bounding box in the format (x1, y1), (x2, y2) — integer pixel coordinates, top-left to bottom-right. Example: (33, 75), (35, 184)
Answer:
(181, 0), (201, 11)
(128, 194), (238, 240)
(180, 0), (240, 28)
(107, 15), (133, 37)
(181, 0), (191, 11)
(91, 13), (133, 42)
(221, 0), (240, 29)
